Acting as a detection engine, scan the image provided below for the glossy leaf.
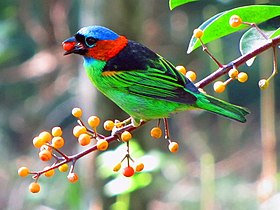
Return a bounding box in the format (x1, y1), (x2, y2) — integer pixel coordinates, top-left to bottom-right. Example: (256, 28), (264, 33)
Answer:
(169, 0), (198, 10)
(187, 5), (280, 53)
(240, 16), (280, 66)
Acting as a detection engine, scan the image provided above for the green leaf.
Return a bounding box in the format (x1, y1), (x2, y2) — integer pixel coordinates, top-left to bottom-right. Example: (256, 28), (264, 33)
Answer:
(240, 16), (280, 66)
(270, 27), (280, 38)
(187, 5), (280, 53)
(169, 0), (198, 10)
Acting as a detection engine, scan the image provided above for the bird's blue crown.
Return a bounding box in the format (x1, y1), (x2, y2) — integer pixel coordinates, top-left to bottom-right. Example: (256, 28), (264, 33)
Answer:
(77, 26), (119, 41)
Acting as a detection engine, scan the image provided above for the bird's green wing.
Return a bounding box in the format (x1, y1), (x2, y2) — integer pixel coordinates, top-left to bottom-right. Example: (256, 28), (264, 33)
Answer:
(102, 54), (199, 104)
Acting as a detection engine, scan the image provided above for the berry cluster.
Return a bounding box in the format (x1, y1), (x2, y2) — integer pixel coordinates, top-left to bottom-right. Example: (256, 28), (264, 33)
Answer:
(112, 142), (145, 177)
(176, 65), (197, 82)
(192, 15), (278, 92)
(213, 68), (248, 93)
(18, 108), (181, 193)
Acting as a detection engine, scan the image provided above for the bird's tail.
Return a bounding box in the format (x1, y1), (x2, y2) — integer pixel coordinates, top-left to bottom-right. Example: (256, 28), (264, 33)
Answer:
(196, 94), (250, 123)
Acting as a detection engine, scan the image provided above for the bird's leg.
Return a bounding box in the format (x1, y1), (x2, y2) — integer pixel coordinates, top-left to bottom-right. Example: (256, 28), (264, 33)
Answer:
(114, 117), (132, 128)
(111, 117), (144, 137)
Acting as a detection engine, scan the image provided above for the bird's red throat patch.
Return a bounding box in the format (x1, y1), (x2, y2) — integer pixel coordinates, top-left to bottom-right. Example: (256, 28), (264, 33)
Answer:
(87, 36), (128, 61)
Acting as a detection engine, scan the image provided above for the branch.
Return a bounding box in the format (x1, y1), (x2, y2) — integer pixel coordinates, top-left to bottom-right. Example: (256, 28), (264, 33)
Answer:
(195, 35), (280, 89)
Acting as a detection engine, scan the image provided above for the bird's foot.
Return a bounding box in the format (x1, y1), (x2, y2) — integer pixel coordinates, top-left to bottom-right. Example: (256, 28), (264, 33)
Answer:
(111, 117), (144, 137)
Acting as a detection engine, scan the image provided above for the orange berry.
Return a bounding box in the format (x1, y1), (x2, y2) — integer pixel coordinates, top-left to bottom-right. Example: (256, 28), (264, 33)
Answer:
(113, 162), (122, 172)
(186, 71), (197, 82)
(193, 28), (204, 38)
(67, 172), (79, 183)
(39, 149), (52, 161)
(213, 81), (226, 93)
(175, 65), (187, 75)
(73, 125), (87, 137)
(78, 133), (91, 146)
(121, 131), (132, 142)
(135, 163), (144, 172)
(18, 166), (29, 177)
(229, 15), (242, 28)
(168, 141), (179, 153)
(44, 166), (55, 177)
(51, 126), (63, 137)
(237, 72), (248, 83)
(72, 107), (82, 118)
(123, 166), (135, 177)
(29, 182), (41, 193)
(33, 136), (45, 148)
(150, 127), (162, 139)
(88, 116), (100, 128)
(104, 120), (115, 131)
(228, 68), (239, 79)
(40, 144), (52, 152)
(51, 136), (64, 149)
(58, 164), (69, 172)
(97, 139), (109, 151)
(39, 131), (52, 143)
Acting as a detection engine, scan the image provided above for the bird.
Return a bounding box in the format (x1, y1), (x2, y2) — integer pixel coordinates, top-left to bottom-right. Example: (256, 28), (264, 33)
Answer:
(62, 26), (249, 126)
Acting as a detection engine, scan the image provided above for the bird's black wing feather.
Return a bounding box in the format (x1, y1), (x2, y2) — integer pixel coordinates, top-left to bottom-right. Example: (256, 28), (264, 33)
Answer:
(102, 40), (199, 104)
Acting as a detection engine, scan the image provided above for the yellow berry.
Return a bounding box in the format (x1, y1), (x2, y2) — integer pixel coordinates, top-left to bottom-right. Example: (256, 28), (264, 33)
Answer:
(175, 65), (187, 75)
(113, 162), (122, 172)
(33, 136), (45, 148)
(29, 182), (41, 193)
(78, 133), (91, 146)
(193, 28), (204, 39)
(97, 139), (109, 151)
(150, 127), (162, 139)
(186, 71), (197, 82)
(228, 68), (239, 79)
(72, 107), (82, 118)
(44, 166), (55, 177)
(18, 166), (29, 177)
(169, 141), (179, 153)
(213, 81), (226, 93)
(67, 173), (79, 183)
(88, 116), (100, 128)
(121, 131), (132, 142)
(58, 164), (69, 172)
(39, 131), (52, 143)
(259, 79), (269, 90)
(39, 149), (52, 161)
(73, 125), (87, 137)
(104, 120), (115, 131)
(237, 72), (248, 83)
(40, 145), (52, 154)
(135, 163), (144, 172)
(229, 15), (242, 28)
(52, 126), (63, 137)
(51, 136), (65, 149)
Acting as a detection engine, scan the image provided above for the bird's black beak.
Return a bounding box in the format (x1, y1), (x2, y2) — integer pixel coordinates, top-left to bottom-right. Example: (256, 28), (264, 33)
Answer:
(62, 36), (87, 55)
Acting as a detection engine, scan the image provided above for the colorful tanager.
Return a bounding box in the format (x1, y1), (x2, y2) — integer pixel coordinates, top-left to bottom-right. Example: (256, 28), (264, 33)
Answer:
(63, 26), (249, 126)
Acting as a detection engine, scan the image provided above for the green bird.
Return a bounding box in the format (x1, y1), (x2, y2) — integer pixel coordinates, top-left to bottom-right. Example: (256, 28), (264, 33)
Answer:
(63, 26), (249, 126)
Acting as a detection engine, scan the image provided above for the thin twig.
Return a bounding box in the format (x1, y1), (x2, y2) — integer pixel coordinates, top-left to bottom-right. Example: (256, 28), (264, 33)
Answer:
(195, 35), (280, 89)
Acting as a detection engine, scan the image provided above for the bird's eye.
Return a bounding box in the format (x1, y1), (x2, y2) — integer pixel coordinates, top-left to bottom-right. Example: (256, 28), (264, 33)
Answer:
(85, 37), (97, 47)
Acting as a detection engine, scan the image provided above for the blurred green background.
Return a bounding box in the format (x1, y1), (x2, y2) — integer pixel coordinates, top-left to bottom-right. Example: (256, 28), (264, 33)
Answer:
(1, 0), (280, 209)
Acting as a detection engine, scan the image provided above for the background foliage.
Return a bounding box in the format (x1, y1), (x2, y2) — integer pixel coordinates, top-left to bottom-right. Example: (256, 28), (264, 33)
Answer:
(1, 0), (280, 209)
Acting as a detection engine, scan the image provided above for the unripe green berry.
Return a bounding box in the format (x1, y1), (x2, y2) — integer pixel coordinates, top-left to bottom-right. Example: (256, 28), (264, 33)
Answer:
(259, 79), (269, 90)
